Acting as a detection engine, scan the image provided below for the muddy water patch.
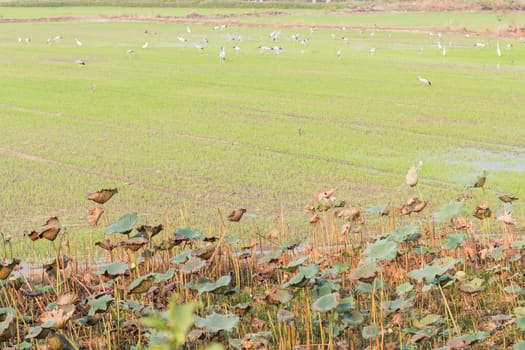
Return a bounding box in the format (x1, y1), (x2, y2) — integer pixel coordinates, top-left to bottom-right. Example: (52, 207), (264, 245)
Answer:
(445, 147), (525, 172)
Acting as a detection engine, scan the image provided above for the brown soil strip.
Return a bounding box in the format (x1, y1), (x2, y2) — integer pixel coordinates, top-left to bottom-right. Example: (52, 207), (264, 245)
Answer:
(0, 13), (522, 38)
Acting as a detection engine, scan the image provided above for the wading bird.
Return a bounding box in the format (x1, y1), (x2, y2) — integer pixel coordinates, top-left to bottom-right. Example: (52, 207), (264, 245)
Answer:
(178, 37), (187, 43)
(497, 43), (501, 57)
(220, 46), (226, 62)
(75, 59), (85, 65)
(142, 41), (148, 49)
(337, 48), (341, 59)
(228, 208), (246, 222)
(75, 38), (82, 46)
(418, 76), (431, 86)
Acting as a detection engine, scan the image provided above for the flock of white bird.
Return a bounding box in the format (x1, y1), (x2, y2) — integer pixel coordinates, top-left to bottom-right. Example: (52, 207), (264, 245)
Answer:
(16, 24), (516, 88)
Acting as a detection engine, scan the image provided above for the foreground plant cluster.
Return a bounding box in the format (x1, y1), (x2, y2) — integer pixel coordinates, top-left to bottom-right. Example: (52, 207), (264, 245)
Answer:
(0, 169), (523, 350)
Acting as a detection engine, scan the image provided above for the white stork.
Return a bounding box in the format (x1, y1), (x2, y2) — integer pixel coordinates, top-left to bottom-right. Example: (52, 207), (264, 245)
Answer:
(418, 76), (431, 87)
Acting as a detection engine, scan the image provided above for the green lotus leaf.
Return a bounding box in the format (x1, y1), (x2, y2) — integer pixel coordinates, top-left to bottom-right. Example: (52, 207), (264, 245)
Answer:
(418, 314), (444, 328)
(511, 240), (525, 250)
(381, 296), (414, 313)
(155, 268), (176, 283)
(433, 201), (464, 221)
(349, 259), (379, 281)
(280, 238), (301, 251)
(455, 331), (490, 343)
(87, 294), (114, 316)
(41, 320), (57, 329)
(175, 226), (202, 241)
(363, 238), (399, 261)
(342, 310), (364, 327)
(106, 213), (137, 235)
(390, 225), (420, 243)
(280, 256), (307, 273)
(182, 257), (207, 274)
(443, 232), (466, 250)
(194, 312), (239, 333)
(490, 247), (504, 260)
(365, 203), (389, 215)
(355, 280), (383, 295)
(171, 250), (191, 264)
(314, 279), (340, 299)
(299, 264), (319, 279)
(396, 282), (413, 295)
(224, 234), (240, 245)
(311, 292), (339, 313)
(332, 296), (353, 313)
(408, 265), (447, 283)
(198, 275), (231, 295)
(25, 326), (49, 340)
(258, 250), (282, 265)
(362, 324), (380, 340)
(458, 278), (485, 293)
(282, 272), (309, 289)
(322, 261), (350, 278)
(408, 258), (460, 283)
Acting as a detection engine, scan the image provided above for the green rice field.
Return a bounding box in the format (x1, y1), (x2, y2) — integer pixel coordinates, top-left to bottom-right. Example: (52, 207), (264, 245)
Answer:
(0, 8), (524, 259)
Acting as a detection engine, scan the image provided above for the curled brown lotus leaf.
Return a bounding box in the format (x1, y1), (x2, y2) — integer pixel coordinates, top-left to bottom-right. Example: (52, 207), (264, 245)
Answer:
(454, 216), (468, 230)
(95, 238), (118, 251)
(87, 188), (118, 204)
(136, 224), (164, 239)
(397, 198), (427, 216)
(316, 188), (335, 202)
(232, 304), (252, 317)
(0, 259), (20, 280)
(38, 217), (61, 241)
(255, 263), (277, 281)
(456, 193), (472, 202)
(25, 230), (39, 241)
(336, 206), (361, 221)
(304, 204), (315, 214)
(119, 236), (149, 251)
(128, 275), (155, 295)
(88, 207), (104, 227)
(309, 214), (320, 225)
(57, 293), (79, 306)
(0, 313), (16, 342)
(250, 317), (266, 330)
(473, 203), (491, 220)
(227, 208), (247, 222)
(191, 244), (216, 260)
(498, 194), (518, 203)
(39, 305), (75, 330)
